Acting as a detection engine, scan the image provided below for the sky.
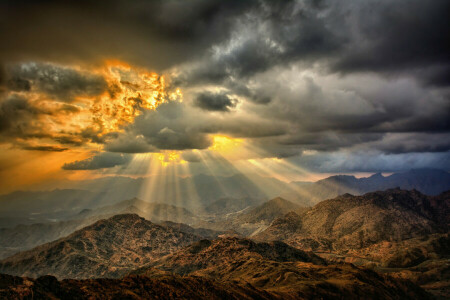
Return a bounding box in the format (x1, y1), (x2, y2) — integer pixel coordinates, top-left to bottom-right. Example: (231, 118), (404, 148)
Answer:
(0, 0), (449, 193)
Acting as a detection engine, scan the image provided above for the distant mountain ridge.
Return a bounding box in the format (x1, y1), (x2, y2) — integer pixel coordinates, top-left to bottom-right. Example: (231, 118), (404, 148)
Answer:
(1, 169), (448, 223)
(195, 197), (306, 236)
(286, 168), (450, 205)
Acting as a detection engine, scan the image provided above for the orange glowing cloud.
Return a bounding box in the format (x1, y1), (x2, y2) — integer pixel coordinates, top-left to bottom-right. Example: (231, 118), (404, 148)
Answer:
(1, 60), (182, 151)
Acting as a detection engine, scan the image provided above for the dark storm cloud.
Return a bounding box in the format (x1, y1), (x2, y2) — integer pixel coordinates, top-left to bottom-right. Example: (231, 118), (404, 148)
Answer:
(1, 0), (449, 173)
(62, 152), (131, 170)
(194, 92), (237, 112)
(289, 150), (450, 173)
(172, 0), (450, 91)
(0, 93), (80, 134)
(2, 0), (449, 84)
(132, 101), (212, 151)
(105, 100), (288, 152)
(104, 134), (157, 154)
(181, 151), (202, 163)
(173, 0), (341, 86)
(6, 77), (31, 92)
(0, 95), (37, 134)
(366, 133), (450, 155)
(332, 0), (450, 80)
(21, 145), (69, 152)
(0, 0), (257, 70)
(6, 62), (107, 101)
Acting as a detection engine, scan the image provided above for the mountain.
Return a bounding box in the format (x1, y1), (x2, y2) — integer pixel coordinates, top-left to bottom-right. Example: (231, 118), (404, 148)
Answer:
(0, 198), (197, 260)
(0, 214), (202, 279)
(286, 168), (450, 205)
(79, 197), (198, 225)
(254, 189), (450, 297)
(256, 189), (448, 256)
(0, 217), (99, 260)
(59, 173), (290, 210)
(0, 209), (223, 261)
(195, 197), (307, 236)
(159, 221), (232, 239)
(237, 197), (305, 224)
(0, 189), (104, 227)
(204, 196), (261, 214)
(2, 169), (448, 228)
(133, 237), (430, 299)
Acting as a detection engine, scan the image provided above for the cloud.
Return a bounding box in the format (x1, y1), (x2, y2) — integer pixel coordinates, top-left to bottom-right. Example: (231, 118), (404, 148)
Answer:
(0, 0), (257, 70)
(181, 151), (202, 162)
(62, 152), (131, 170)
(21, 145), (69, 152)
(104, 134), (157, 153)
(194, 91), (237, 111)
(6, 62), (107, 101)
(331, 0), (450, 81)
(0, 61), (175, 152)
(131, 101), (212, 151)
(1, 0), (449, 174)
(290, 150), (450, 173)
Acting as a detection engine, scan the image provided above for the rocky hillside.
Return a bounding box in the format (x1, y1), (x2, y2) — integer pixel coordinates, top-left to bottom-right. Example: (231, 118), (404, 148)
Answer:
(0, 273), (283, 300)
(254, 189), (450, 297)
(140, 237), (326, 275)
(237, 197), (304, 224)
(133, 237), (430, 299)
(256, 189), (448, 251)
(196, 197), (307, 236)
(159, 220), (229, 239)
(0, 214), (202, 279)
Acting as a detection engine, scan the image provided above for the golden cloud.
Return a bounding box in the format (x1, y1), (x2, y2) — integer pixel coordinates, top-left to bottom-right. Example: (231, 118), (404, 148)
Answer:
(1, 60), (182, 151)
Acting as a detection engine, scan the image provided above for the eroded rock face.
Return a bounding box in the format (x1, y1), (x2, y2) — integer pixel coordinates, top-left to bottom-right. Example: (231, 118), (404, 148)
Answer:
(0, 214), (202, 279)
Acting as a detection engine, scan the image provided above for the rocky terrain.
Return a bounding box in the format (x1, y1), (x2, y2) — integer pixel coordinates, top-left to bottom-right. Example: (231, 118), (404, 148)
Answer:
(255, 189), (448, 254)
(132, 237), (430, 299)
(0, 214), (202, 279)
(255, 189), (450, 297)
(159, 220), (231, 239)
(0, 202), (441, 299)
(0, 273), (282, 300)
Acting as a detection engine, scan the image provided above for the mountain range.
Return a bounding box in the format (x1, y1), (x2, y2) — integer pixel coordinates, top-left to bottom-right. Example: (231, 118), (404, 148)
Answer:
(0, 197), (211, 259)
(0, 169), (449, 298)
(254, 189), (450, 297)
(0, 234), (432, 300)
(2, 169), (448, 224)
